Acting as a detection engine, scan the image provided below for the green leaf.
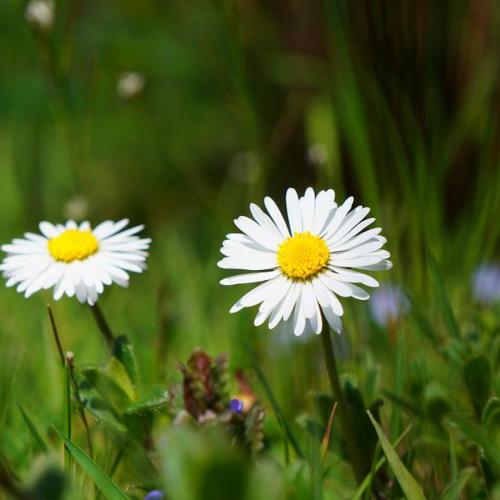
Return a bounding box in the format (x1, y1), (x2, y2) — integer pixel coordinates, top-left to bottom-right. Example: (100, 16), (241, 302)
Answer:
(16, 402), (49, 454)
(123, 385), (169, 416)
(84, 396), (127, 434)
(427, 252), (461, 339)
(441, 468), (474, 500)
(448, 415), (500, 473)
(463, 355), (492, 417)
(54, 428), (129, 500)
(112, 336), (139, 386)
(482, 397), (500, 430)
(367, 411), (426, 500)
(423, 382), (452, 425)
(83, 358), (136, 413)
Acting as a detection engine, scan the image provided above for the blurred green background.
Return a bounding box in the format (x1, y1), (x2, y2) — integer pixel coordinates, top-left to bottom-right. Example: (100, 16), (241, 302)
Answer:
(0, 0), (500, 498)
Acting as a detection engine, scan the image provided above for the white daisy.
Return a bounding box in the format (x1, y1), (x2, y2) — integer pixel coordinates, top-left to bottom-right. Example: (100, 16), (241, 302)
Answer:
(1, 219), (150, 305)
(218, 187), (392, 336)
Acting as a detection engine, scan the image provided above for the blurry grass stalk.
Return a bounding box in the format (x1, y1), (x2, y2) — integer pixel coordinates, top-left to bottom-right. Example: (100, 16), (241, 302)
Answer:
(63, 356), (72, 475)
(48, 306), (93, 457)
(319, 319), (366, 484)
(90, 303), (115, 349)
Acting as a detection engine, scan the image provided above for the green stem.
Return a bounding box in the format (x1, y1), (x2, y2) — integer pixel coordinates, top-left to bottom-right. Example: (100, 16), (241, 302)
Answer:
(320, 322), (366, 484)
(90, 303), (115, 350)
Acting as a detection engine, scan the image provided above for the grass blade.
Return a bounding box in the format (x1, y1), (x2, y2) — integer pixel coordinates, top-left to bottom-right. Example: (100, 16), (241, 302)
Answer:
(63, 360), (72, 474)
(442, 468), (473, 500)
(448, 415), (500, 473)
(252, 359), (303, 458)
(352, 424), (412, 500)
(427, 253), (461, 339)
(54, 428), (128, 500)
(367, 411), (426, 500)
(16, 402), (48, 454)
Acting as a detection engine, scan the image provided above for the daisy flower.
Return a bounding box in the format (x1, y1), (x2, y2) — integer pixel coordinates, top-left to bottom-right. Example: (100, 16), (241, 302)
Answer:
(1, 219), (150, 305)
(219, 187), (392, 336)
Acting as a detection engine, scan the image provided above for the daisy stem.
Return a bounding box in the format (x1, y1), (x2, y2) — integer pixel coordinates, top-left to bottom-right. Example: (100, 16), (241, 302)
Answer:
(90, 304), (115, 349)
(320, 324), (365, 484)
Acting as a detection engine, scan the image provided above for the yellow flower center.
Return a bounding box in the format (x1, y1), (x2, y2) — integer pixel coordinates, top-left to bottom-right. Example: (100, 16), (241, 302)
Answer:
(277, 232), (330, 280)
(48, 229), (99, 263)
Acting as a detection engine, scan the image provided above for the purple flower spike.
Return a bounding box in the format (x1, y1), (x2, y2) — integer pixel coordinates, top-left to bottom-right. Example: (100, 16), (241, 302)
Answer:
(229, 398), (244, 414)
(145, 490), (165, 500)
(472, 263), (500, 305)
(369, 284), (409, 327)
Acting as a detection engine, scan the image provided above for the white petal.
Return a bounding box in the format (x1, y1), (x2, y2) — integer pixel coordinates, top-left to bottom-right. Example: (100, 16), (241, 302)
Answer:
(321, 306), (343, 333)
(264, 197), (290, 238)
(299, 187), (316, 232)
(220, 270), (280, 285)
(229, 276), (284, 312)
(322, 196), (354, 239)
(286, 188), (302, 234)
(234, 216), (281, 250)
(312, 189), (335, 234)
(249, 204), (283, 240)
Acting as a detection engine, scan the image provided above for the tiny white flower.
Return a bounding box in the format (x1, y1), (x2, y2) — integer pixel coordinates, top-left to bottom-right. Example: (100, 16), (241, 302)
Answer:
(25, 0), (54, 32)
(219, 187), (392, 336)
(117, 72), (145, 99)
(1, 219), (150, 305)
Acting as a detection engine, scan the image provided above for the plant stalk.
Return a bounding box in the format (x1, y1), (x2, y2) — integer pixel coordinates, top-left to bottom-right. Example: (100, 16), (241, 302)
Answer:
(90, 303), (115, 349)
(320, 322), (366, 484)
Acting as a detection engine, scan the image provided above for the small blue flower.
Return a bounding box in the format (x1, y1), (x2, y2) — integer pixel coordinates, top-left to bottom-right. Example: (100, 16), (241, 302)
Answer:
(369, 284), (409, 327)
(472, 263), (500, 305)
(229, 398), (244, 414)
(145, 490), (164, 500)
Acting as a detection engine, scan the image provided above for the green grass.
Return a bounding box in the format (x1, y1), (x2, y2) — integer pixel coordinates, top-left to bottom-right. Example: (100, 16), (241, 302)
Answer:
(0, 0), (499, 498)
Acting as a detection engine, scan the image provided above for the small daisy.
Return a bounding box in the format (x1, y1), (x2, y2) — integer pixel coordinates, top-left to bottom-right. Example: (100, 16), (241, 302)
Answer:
(1, 219), (150, 305)
(219, 188), (392, 336)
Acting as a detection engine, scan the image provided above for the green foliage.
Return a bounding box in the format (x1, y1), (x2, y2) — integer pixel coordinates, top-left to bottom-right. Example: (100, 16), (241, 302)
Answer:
(367, 411), (426, 500)
(55, 429), (129, 500)
(0, 0), (499, 498)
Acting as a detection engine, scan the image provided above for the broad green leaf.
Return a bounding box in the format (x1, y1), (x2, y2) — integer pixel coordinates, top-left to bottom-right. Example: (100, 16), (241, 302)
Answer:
(367, 411), (426, 500)
(54, 429), (128, 500)
(83, 358), (135, 413)
(427, 253), (461, 339)
(105, 357), (136, 401)
(123, 385), (168, 416)
(448, 415), (500, 473)
(113, 336), (139, 386)
(17, 402), (48, 454)
(85, 396), (127, 434)
(463, 355), (492, 417)
(423, 382), (452, 424)
(441, 468), (473, 500)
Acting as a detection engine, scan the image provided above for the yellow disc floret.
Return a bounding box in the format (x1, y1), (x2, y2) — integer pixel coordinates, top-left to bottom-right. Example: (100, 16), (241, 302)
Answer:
(277, 232), (330, 280)
(48, 229), (99, 263)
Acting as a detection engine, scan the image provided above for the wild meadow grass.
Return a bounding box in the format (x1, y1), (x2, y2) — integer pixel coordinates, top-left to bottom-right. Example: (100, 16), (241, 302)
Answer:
(0, 0), (499, 499)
